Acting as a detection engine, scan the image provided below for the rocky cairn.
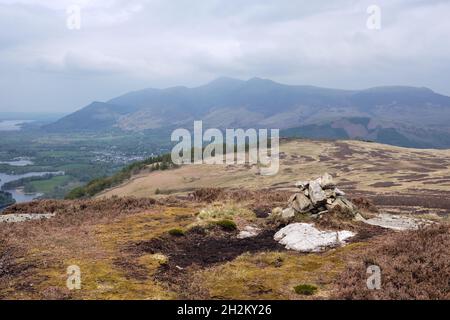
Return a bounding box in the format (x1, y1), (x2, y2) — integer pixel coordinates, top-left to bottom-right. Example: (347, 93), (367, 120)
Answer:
(273, 173), (358, 220)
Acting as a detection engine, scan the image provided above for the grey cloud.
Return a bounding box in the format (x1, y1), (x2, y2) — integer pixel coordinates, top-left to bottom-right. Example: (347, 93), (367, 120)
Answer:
(0, 0), (449, 112)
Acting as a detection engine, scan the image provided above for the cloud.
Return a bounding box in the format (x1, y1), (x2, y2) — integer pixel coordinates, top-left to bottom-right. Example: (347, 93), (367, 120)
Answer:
(32, 51), (138, 75)
(0, 0), (450, 112)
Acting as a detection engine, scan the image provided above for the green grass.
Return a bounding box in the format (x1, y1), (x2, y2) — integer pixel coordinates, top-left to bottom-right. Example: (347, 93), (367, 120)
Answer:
(293, 284), (318, 296)
(56, 163), (92, 170)
(212, 219), (237, 231)
(168, 228), (185, 237)
(38, 150), (82, 158)
(27, 175), (72, 194)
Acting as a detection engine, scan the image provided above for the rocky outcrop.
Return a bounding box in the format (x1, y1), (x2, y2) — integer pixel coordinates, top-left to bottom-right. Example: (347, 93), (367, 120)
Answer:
(273, 173), (359, 220)
(237, 225), (261, 239)
(274, 223), (355, 252)
(0, 213), (55, 223)
(362, 213), (432, 231)
(289, 193), (312, 213)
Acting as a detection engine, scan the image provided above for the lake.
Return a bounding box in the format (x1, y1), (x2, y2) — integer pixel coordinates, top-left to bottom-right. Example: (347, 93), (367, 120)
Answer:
(8, 188), (43, 203)
(0, 159), (34, 166)
(0, 171), (63, 204)
(0, 120), (34, 131)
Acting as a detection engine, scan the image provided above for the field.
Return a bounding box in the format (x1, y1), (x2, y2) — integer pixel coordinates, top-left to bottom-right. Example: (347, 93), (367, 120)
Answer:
(26, 176), (73, 194)
(0, 129), (172, 199)
(0, 138), (449, 300)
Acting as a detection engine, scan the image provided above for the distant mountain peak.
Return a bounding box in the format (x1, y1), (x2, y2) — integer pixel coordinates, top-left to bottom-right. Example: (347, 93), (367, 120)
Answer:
(205, 76), (276, 87)
(246, 77), (277, 84)
(44, 78), (450, 148)
(247, 76), (270, 81)
(206, 76), (244, 86)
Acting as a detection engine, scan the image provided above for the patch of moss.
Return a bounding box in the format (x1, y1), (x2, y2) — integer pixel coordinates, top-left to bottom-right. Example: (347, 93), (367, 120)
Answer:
(195, 244), (369, 300)
(54, 258), (175, 300)
(11, 207), (200, 300)
(213, 219), (237, 231)
(168, 228), (185, 237)
(95, 207), (197, 250)
(294, 284), (318, 296)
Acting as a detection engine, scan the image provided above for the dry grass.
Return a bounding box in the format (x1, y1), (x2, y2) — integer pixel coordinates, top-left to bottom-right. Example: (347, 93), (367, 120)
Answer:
(0, 197), (200, 300)
(350, 197), (379, 214)
(98, 140), (450, 201)
(194, 243), (368, 300)
(191, 188), (226, 203)
(1, 192), (447, 300)
(190, 188), (290, 219)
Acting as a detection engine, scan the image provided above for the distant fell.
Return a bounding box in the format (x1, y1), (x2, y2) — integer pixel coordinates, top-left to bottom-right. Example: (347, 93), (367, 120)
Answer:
(44, 78), (450, 148)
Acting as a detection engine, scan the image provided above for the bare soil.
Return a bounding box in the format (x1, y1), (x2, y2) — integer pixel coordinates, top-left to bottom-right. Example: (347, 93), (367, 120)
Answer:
(121, 226), (286, 295)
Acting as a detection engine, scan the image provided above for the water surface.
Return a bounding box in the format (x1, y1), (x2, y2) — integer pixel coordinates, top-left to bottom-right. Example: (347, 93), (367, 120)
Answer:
(0, 171), (63, 204)
(0, 120), (33, 131)
(0, 159), (34, 166)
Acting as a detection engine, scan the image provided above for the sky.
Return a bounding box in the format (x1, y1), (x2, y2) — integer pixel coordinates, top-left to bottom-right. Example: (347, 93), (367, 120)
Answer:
(0, 0), (450, 113)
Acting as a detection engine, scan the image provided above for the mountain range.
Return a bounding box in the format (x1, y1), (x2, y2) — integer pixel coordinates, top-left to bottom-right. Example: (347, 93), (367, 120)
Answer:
(45, 77), (450, 148)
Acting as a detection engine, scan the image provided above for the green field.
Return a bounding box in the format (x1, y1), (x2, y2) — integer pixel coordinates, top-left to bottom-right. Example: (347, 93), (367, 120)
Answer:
(0, 128), (173, 199)
(26, 175), (72, 193)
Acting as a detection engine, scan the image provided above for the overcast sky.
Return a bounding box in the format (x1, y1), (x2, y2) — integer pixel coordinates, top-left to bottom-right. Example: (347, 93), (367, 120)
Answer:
(1, 0), (450, 113)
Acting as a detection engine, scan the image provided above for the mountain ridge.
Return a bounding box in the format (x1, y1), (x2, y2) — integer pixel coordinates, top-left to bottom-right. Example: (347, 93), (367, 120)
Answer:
(44, 77), (450, 148)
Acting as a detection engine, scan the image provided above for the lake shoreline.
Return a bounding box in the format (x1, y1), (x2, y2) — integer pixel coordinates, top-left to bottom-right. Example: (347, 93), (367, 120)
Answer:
(0, 171), (63, 204)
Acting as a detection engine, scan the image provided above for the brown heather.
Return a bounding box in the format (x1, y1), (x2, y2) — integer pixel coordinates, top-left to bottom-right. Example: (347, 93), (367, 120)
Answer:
(334, 224), (450, 300)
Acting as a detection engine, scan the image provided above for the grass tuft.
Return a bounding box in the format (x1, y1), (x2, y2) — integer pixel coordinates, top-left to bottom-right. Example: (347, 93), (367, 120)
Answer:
(168, 228), (185, 237)
(212, 219), (237, 231)
(294, 284), (318, 296)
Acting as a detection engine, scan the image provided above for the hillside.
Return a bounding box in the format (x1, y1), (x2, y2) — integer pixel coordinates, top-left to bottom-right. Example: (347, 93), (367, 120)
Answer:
(98, 139), (450, 217)
(45, 78), (450, 148)
(1, 139), (449, 300)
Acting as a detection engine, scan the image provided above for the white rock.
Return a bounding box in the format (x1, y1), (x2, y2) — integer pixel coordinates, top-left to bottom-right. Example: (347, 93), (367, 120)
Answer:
(335, 188), (346, 196)
(308, 180), (327, 205)
(274, 223), (355, 252)
(326, 197), (357, 216)
(0, 213), (55, 223)
(289, 193), (312, 213)
(237, 226), (261, 239)
(295, 180), (309, 190)
(271, 207), (283, 216)
(320, 173), (334, 189)
(363, 214), (431, 231)
(281, 207), (296, 219)
(324, 189), (336, 198)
